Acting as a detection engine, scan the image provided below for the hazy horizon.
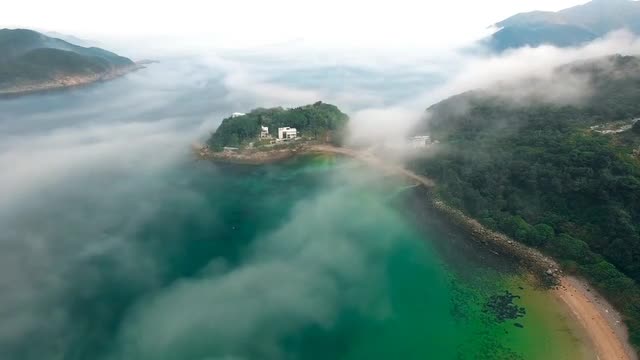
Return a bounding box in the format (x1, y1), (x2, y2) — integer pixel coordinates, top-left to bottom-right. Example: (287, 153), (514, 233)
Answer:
(2, 0), (590, 51)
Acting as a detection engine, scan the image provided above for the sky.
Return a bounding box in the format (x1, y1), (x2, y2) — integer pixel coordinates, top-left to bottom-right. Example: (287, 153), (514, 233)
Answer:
(1, 0), (590, 50)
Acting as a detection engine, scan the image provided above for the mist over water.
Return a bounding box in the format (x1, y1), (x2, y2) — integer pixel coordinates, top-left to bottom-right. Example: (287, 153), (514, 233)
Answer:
(0, 56), (590, 359)
(0, 58), (442, 359)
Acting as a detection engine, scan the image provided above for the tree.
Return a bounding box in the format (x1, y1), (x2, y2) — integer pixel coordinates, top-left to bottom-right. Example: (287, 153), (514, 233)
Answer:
(531, 224), (555, 246)
(550, 234), (591, 262)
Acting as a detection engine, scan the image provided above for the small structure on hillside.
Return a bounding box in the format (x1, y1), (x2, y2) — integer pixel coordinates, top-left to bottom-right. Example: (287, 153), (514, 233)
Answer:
(260, 126), (270, 138)
(590, 118), (640, 134)
(231, 112), (246, 118)
(410, 135), (432, 149)
(278, 127), (298, 140)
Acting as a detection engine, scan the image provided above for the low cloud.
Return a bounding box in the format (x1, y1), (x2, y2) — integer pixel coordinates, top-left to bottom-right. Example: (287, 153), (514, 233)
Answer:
(3, 29), (640, 359)
(0, 119), (194, 206)
(346, 107), (424, 147)
(222, 69), (321, 108)
(109, 183), (398, 360)
(348, 30), (640, 153)
(0, 50), (427, 358)
(425, 30), (640, 106)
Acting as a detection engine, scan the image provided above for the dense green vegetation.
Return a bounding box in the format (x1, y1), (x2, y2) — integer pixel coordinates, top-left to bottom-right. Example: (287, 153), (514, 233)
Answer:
(412, 55), (640, 349)
(0, 29), (134, 90)
(0, 48), (114, 86)
(207, 102), (349, 150)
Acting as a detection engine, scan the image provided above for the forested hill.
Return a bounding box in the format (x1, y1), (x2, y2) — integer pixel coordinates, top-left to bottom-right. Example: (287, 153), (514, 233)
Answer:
(207, 102), (349, 150)
(0, 29), (135, 93)
(422, 55), (640, 138)
(411, 54), (640, 349)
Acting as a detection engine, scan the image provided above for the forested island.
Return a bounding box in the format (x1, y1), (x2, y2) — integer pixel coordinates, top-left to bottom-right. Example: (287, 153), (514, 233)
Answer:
(202, 102), (349, 162)
(411, 54), (640, 348)
(0, 29), (140, 96)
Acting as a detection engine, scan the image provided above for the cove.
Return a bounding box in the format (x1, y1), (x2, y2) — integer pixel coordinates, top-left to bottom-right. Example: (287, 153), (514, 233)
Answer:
(4, 153), (592, 359)
(95, 154), (591, 359)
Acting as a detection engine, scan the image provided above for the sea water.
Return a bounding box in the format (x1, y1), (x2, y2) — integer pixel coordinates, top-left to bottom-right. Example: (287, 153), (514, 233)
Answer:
(59, 155), (588, 360)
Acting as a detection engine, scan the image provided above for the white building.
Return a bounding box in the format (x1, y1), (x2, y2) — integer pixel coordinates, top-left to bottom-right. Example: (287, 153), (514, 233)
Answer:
(260, 126), (270, 138)
(278, 127), (298, 140)
(231, 112), (246, 118)
(410, 135), (431, 149)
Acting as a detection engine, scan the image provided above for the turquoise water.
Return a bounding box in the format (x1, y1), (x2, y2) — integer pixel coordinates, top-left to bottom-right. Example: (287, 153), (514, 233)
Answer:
(5, 154), (588, 359)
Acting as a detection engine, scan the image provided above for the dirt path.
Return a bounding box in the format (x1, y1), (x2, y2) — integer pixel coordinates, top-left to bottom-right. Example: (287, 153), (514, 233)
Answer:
(311, 144), (636, 360)
(308, 145), (435, 187)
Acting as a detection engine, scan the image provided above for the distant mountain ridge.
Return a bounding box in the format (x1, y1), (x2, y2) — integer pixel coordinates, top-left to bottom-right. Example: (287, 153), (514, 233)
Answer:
(44, 31), (95, 47)
(487, 0), (640, 51)
(0, 29), (137, 96)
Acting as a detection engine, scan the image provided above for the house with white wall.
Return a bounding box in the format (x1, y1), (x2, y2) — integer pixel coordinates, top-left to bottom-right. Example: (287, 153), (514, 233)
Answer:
(410, 135), (431, 148)
(278, 127), (298, 140)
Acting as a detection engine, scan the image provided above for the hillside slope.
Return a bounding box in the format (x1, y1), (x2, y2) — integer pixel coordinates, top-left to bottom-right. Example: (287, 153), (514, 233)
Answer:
(0, 29), (136, 95)
(488, 0), (640, 51)
(411, 55), (640, 350)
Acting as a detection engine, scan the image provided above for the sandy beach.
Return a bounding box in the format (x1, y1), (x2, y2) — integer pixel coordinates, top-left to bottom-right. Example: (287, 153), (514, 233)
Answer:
(555, 277), (637, 360)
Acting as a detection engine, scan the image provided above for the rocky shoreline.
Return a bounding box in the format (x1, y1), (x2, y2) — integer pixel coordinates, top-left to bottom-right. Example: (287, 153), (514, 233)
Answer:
(0, 63), (145, 98)
(196, 143), (323, 165)
(428, 197), (562, 286)
(197, 143), (560, 283)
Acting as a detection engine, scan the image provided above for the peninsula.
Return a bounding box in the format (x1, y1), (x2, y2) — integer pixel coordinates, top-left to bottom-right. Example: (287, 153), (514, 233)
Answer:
(200, 102), (349, 163)
(0, 29), (141, 97)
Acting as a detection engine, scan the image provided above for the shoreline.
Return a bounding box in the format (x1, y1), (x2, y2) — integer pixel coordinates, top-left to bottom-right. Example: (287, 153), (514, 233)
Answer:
(556, 277), (638, 360)
(198, 143), (636, 359)
(0, 63), (145, 98)
(196, 144), (302, 165)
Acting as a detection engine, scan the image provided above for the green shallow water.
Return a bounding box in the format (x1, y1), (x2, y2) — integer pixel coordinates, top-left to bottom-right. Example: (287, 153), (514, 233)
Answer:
(282, 155), (590, 360)
(27, 154), (590, 360)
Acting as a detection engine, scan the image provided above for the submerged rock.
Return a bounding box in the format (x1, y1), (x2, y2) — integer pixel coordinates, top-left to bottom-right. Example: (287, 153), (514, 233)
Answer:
(485, 291), (527, 323)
